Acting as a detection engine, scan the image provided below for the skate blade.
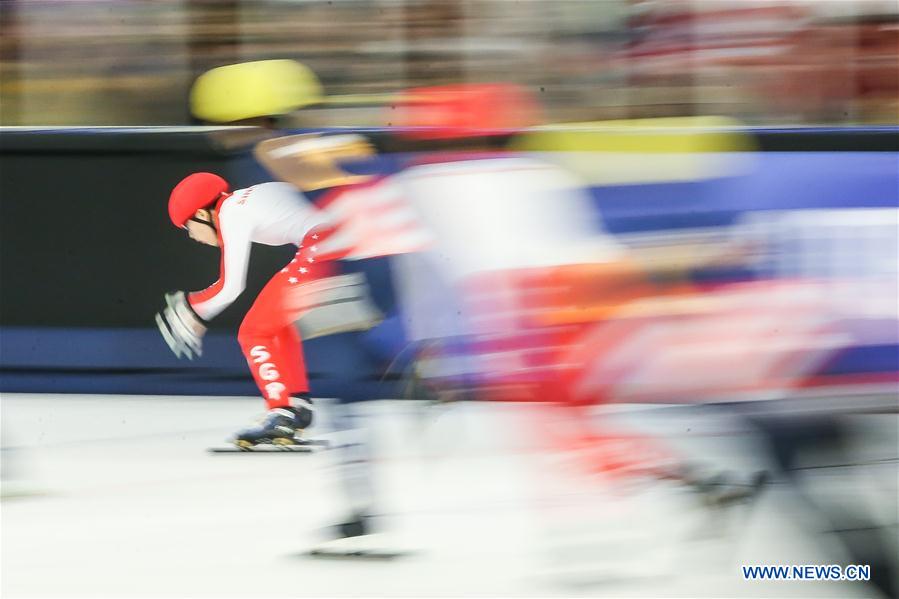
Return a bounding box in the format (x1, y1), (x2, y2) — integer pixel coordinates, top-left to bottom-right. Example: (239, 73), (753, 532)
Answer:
(306, 547), (408, 560)
(207, 440), (328, 454)
(305, 535), (411, 560)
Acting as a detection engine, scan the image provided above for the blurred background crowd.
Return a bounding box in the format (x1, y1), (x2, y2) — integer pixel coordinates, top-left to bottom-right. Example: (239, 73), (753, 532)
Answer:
(1, 0), (897, 127)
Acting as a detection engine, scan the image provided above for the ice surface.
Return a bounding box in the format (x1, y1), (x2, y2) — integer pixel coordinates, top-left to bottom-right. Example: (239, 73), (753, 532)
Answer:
(2, 394), (893, 598)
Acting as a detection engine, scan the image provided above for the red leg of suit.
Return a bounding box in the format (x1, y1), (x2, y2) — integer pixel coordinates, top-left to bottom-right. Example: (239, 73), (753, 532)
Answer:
(237, 226), (343, 409)
(238, 280), (306, 409)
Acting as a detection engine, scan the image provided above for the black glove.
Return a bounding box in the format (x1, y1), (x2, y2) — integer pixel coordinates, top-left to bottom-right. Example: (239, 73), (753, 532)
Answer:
(155, 291), (207, 360)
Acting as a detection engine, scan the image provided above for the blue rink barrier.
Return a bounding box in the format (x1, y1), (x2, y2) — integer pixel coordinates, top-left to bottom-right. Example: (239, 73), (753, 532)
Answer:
(0, 327), (403, 400)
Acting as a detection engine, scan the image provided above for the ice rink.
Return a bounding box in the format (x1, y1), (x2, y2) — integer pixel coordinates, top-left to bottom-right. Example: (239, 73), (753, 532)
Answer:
(2, 393), (896, 598)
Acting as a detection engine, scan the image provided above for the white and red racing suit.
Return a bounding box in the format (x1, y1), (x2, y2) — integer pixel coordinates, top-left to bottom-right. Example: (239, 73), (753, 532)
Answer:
(188, 182), (335, 408)
(189, 179), (425, 409)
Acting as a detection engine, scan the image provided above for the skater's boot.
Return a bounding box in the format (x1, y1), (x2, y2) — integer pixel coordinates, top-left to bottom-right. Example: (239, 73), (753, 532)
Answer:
(333, 512), (376, 539)
(309, 512), (409, 558)
(232, 399), (314, 448)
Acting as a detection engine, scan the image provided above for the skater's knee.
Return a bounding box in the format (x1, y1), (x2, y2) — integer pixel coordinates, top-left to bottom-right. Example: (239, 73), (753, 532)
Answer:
(237, 320), (255, 345)
(238, 318), (277, 345)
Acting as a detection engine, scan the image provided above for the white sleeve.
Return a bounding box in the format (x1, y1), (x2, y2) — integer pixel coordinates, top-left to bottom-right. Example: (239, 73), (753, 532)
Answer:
(187, 208), (252, 321)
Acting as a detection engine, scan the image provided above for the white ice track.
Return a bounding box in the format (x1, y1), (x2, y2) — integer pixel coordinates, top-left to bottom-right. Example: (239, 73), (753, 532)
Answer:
(2, 394), (896, 598)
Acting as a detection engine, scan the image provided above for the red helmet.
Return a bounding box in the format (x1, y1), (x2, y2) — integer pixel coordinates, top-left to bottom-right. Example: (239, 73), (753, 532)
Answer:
(393, 83), (540, 140)
(168, 172), (230, 228)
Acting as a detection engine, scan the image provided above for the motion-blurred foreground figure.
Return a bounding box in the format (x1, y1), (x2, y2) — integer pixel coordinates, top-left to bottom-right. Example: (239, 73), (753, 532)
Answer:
(388, 84), (767, 493)
(382, 84), (898, 593)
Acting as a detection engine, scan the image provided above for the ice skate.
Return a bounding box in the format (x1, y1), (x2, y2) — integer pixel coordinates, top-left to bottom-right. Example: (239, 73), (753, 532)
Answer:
(686, 469), (769, 509)
(233, 401), (313, 448)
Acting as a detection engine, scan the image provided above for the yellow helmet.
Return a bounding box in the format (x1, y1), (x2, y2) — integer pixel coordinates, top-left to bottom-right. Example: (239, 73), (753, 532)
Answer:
(190, 60), (323, 123)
